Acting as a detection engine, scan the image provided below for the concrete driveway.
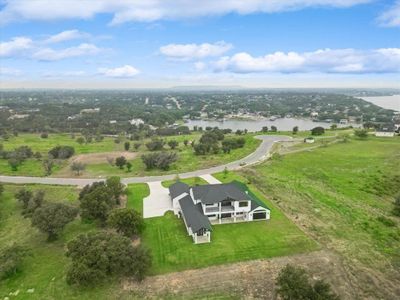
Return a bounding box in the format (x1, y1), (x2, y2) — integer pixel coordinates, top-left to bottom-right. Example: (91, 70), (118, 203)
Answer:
(200, 174), (221, 184)
(143, 181), (172, 218)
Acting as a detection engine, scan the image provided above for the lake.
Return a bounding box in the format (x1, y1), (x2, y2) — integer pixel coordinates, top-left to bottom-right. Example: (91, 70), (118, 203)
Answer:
(360, 95), (400, 112)
(186, 118), (357, 132)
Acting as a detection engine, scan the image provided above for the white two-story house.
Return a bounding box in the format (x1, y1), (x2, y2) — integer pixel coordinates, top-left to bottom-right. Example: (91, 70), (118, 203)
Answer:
(169, 181), (270, 244)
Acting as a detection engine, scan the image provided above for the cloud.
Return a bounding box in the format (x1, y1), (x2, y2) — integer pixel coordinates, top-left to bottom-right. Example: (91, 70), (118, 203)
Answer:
(98, 65), (140, 78)
(0, 0), (372, 25)
(194, 62), (206, 71)
(0, 37), (33, 57)
(160, 41), (232, 60)
(377, 1), (400, 27)
(0, 67), (22, 76)
(44, 30), (90, 43)
(214, 48), (400, 74)
(32, 43), (102, 61)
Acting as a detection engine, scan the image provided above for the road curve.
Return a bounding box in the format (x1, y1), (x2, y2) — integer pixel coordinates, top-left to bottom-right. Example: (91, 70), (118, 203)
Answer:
(0, 135), (291, 186)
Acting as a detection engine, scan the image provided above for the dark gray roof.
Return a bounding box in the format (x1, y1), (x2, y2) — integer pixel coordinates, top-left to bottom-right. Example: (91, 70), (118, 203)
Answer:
(377, 124), (395, 132)
(179, 195), (211, 233)
(169, 181), (189, 199)
(250, 199), (269, 211)
(192, 183), (252, 205)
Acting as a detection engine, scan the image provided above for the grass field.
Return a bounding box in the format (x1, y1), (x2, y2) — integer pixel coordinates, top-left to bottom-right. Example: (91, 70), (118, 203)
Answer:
(127, 177), (318, 275)
(0, 133), (261, 178)
(237, 136), (400, 286)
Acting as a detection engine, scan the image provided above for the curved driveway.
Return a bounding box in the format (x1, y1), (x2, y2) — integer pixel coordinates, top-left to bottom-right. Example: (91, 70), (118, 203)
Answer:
(0, 135), (291, 186)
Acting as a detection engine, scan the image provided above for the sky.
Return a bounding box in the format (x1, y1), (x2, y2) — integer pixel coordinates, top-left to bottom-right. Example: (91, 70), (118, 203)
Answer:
(0, 0), (399, 89)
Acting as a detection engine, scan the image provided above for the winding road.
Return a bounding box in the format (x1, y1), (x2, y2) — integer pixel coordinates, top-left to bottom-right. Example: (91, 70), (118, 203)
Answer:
(0, 135), (291, 186)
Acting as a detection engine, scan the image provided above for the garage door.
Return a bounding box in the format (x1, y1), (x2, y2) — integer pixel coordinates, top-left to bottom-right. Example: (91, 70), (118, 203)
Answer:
(253, 212), (266, 220)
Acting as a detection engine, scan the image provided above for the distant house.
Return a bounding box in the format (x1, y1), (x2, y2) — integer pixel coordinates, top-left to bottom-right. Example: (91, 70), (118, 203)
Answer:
(109, 120), (117, 124)
(8, 114), (29, 120)
(375, 125), (395, 137)
(80, 108), (100, 114)
(304, 137), (315, 143)
(129, 118), (144, 126)
(339, 119), (348, 124)
(169, 182), (270, 244)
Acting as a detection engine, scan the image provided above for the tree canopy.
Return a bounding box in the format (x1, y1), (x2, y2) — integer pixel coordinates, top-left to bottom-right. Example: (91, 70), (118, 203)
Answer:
(31, 202), (78, 241)
(79, 184), (114, 224)
(66, 231), (152, 286)
(276, 264), (339, 300)
(108, 208), (145, 237)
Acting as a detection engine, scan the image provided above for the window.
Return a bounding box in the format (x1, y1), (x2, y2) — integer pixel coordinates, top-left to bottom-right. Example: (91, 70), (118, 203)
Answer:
(239, 201), (248, 207)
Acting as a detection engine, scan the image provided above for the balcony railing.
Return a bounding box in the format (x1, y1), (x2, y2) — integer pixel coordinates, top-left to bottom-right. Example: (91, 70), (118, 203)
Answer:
(205, 206), (235, 213)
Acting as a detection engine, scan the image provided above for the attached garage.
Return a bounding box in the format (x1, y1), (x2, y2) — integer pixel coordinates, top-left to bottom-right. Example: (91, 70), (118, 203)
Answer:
(252, 211), (267, 220)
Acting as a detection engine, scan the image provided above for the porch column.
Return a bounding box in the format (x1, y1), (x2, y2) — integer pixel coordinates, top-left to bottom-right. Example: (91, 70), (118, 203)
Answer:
(219, 202), (222, 224)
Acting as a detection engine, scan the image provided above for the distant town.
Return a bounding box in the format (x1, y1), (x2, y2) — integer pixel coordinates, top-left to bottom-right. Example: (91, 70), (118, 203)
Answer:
(1, 90), (398, 136)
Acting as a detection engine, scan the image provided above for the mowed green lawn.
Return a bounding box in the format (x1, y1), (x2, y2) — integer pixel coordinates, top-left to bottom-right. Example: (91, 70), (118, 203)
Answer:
(128, 176), (318, 275)
(0, 184), (126, 300)
(243, 136), (400, 273)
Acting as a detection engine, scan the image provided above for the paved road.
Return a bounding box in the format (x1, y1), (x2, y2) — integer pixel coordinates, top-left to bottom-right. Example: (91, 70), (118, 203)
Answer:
(0, 135), (291, 186)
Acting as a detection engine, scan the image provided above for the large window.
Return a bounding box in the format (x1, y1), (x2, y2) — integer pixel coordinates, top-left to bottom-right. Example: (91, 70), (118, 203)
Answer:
(239, 201), (248, 207)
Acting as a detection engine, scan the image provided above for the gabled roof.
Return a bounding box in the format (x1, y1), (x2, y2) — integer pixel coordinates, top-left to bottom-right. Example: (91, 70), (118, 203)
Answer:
(250, 198), (269, 211)
(179, 195), (212, 233)
(192, 183), (252, 205)
(169, 181), (189, 199)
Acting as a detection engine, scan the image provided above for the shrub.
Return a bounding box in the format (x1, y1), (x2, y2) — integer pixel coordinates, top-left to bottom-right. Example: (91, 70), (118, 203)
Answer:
(276, 264), (339, 300)
(354, 128), (369, 139)
(146, 138), (165, 151)
(0, 183), (3, 196)
(311, 127), (325, 136)
(40, 132), (48, 138)
(49, 145), (75, 159)
(141, 152), (178, 170)
(0, 244), (29, 280)
(15, 189), (33, 209)
(115, 156), (127, 169)
(76, 137), (85, 145)
(222, 137), (246, 150)
(15, 146), (33, 159)
(23, 190), (44, 217)
(70, 161), (86, 175)
(167, 140), (179, 149)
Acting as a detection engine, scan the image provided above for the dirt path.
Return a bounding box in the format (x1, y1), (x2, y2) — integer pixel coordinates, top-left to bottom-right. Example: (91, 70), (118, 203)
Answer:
(123, 250), (360, 299)
(70, 151), (137, 164)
